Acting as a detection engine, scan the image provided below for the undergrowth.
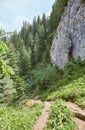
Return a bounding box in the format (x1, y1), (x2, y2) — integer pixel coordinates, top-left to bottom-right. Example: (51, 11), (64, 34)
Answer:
(0, 104), (43, 130)
(45, 100), (77, 130)
(75, 97), (85, 108)
(32, 59), (85, 108)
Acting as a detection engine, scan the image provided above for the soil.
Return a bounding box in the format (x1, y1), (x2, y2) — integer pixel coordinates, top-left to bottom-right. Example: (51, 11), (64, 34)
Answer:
(74, 118), (85, 130)
(33, 101), (51, 130)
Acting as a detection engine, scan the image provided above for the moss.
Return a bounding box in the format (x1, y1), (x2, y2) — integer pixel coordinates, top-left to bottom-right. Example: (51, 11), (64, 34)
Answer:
(81, 0), (85, 3)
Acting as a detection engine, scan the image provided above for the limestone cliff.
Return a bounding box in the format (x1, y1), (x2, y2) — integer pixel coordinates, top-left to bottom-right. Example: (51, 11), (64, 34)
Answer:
(51, 0), (85, 69)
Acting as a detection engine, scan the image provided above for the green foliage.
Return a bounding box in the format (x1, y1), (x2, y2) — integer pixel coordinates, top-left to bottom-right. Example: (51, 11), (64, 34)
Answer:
(46, 100), (77, 130)
(49, 0), (68, 33)
(0, 41), (15, 103)
(20, 14), (50, 66)
(0, 1), (85, 129)
(0, 41), (14, 76)
(6, 0), (70, 102)
(7, 43), (20, 75)
(10, 32), (31, 77)
(0, 75), (16, 103)
(0, 104), (43, 130)
(14, 77), (27, 101)
(47, 76), (85, 101)
(75, 97), (85, 108)
(1, 0), (85, 108)
(0, 41), (8, 54)
(20, 44), (31, 76)
(28, 63), (57, 89)
(37, 59), (85, 102)
(47, 0), (69, 47)
(81, 0), (85, 3)
(0, 63), (14, 76)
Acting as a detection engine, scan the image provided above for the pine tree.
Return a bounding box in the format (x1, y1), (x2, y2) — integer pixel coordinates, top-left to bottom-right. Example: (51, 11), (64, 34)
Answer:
(7, 43), (20, 75)
(0, 41), (15, 103)
(21, 21), (29, 43)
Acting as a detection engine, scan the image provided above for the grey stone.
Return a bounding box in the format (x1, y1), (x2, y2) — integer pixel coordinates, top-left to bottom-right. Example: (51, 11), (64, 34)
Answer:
(51, 0), (85, 69)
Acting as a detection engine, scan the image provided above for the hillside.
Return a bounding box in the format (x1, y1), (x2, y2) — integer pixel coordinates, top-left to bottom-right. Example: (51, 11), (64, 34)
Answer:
(0, 0), (85, 130)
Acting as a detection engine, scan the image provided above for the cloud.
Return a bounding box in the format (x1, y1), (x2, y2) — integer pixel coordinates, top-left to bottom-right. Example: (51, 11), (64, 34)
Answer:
(0, 0), (55, 32)
(13, 16), (29, 30)
(0, 13), (51, 32)
(0, 16), (30, 32)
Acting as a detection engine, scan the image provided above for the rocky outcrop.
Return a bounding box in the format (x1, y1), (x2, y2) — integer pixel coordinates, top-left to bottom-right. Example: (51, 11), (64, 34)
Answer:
(51, 0), (85, 69)
(67, 102), (85, 121)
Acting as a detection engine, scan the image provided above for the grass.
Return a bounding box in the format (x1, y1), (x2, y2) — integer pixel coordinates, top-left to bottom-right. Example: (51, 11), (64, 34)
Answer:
(47, 76), (85, 101)
(1, 59), (85, 130)
(0, 103), (43, 130)
(44, 76), (85, 108)
(75, 97), (85, 108)
(45, 100), (78, 130)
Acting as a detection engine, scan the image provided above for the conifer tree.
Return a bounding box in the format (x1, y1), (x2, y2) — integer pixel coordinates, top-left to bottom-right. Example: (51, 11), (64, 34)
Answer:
(0, 41), (15, 103)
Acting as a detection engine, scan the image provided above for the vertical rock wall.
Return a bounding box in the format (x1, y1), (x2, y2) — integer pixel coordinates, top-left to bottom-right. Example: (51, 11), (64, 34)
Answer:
(51, 0), (85, 69)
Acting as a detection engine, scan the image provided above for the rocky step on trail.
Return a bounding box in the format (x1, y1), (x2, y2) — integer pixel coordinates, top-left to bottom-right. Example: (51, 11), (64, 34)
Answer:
(67, 102), (85, 130)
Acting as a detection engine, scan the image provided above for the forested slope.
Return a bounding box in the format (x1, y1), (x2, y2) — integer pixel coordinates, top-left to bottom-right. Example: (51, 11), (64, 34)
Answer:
(0, 0), (69, 102)
(0, 0), (85, 129)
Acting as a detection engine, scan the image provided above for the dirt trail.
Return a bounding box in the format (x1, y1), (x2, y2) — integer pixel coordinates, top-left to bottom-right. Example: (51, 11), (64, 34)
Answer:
(74, 118), (85, 130)
(33, 101), (51, 130)
(67, 102), (85, 130)
(32, 100), (85, 130)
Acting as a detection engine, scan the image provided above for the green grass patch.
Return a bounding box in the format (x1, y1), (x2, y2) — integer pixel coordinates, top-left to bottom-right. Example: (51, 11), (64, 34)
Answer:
(47, 76), (85, 102)
(0, 104), (43, 130)
(45, 100), (77, 130)
(75, 97), (85, 108)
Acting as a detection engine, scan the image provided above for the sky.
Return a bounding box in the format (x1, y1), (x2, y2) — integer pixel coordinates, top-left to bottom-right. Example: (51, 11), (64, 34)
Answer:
(0, 0), (55, 32)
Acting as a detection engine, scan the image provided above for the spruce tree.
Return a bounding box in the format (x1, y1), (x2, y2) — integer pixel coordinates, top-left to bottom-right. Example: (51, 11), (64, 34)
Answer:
(0, 41), (15, 103)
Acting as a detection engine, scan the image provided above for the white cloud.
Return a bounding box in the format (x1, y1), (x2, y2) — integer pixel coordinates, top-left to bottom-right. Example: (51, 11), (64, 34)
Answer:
(0, 21), (11, 31)
(13, 16), (29, 30)
(0, 0), (55, 32)
(0, 13), (51, 32)
(0, 16), (30, 32)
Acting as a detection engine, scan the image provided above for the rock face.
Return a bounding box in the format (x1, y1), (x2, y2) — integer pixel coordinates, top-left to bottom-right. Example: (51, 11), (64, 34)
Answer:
(51, 0), (85, 69)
